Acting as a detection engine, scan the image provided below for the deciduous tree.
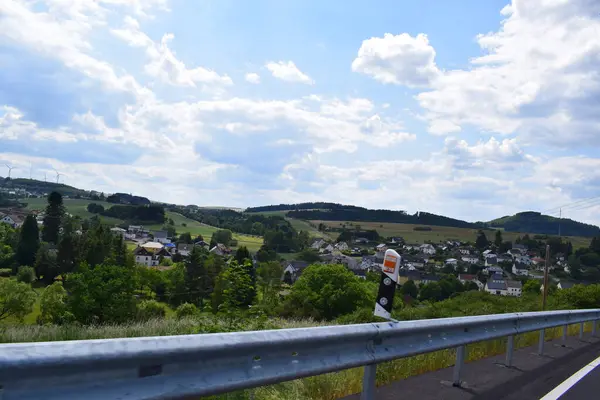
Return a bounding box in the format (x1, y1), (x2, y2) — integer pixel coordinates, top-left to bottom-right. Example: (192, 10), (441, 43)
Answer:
(0, 279), (36, 321)
(282, 264), (370, 320)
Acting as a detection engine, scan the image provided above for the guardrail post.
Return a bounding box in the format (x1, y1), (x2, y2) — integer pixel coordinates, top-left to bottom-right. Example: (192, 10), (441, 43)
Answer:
(361, 364), (377, 400)
(593, 321), (598, 337)
(538, 329), (545, 355)
(580, 322), (584, 339)
(562, 325), (568, 342)
(505, 335), (514, 367)
(453, 345), (466, 387)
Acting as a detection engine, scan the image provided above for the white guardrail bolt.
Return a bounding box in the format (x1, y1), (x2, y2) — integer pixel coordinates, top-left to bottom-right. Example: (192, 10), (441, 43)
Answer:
(505, 335), (514, 367)
(361, 364), (377, 400)
(452, 345), (466, 387)
(538, 329), (545, 355)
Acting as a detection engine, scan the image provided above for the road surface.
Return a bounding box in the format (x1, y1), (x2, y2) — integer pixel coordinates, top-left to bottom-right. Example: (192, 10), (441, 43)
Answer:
(342, 333), (600, 400)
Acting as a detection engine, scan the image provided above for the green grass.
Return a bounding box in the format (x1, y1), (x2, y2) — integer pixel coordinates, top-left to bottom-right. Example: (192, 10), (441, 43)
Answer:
(311, 220), (591, 249)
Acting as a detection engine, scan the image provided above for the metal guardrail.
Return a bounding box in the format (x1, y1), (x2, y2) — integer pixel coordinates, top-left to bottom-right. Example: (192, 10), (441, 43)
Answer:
(0, 309), (599, 400)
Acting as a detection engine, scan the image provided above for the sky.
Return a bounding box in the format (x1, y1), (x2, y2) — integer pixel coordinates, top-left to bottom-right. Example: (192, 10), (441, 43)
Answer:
(1, 0), (600, 224)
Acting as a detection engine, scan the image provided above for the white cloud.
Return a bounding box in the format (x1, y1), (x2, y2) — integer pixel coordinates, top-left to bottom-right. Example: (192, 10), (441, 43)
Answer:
(0, 0), (152, 98)
(351, 33), (440, 87)
(265, 61), (314, 85)
(245, 72), (260, 84)
(443, 136), (536, 170)
(415, 0), (600, 145)
(112, 18), (233, 87)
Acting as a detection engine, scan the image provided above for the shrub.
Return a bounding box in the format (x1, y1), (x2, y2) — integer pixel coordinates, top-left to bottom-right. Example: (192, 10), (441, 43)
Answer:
(16, 265), (36, 284)
(175, 303), (199, 319)
(0, 268), (11, 277)
(137, 300), (168, 321)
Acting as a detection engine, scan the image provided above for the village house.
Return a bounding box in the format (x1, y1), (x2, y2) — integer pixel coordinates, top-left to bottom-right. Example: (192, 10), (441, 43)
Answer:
(506, 280), (523, 297)
(458, 247), (474, 255)
(177, 243), (195, 257)
(311, 239), (326, 249)
(0, 212), (23, 228)
(282, 261), (310, 284)
(419, 243), (436, 255)
(320, 243), (334, 254)
(483, 249), (493, 256)
(376, 243), (388, 252)
(398, 269), (422, 285)
(445, 258), (458, 266)
(515, 255), (532, 265)
(497, 253), (513, 264)
(360, 255), (380, 272)
(153, 230), (171, 244)
(354, 237), (369, 244)
(389, 237), (404, 244)
(461, 255), (479, 264)
(403, 243), (421, 251)
(507, 248), (524, 257)
(484, 265), (503, 275)
(485, 274), (507, 296)
(458, 274), (483, 290)
(485, 256), (498, 267)
(403, 254), (426, 269)
(531, 257), (546, 268)
(110, 227), (126, 236)
(209, 243), (231, 256)
(195, 240), (210, 248)
(134, 245), (172, 267)
(512, 262), (529, 276)
(335, 242), (349, 251)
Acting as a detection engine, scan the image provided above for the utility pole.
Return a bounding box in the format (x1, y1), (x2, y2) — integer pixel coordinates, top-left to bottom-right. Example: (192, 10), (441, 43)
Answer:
(542, 245), (550, 311)
(558, 208), (562, 237)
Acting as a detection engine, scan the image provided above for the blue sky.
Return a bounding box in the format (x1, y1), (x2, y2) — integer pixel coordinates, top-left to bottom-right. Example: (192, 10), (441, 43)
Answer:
(1, 0), (600, 224)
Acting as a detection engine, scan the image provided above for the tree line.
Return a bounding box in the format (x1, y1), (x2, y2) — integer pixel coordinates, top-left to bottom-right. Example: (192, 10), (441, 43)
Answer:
(87, 203), (165, 224)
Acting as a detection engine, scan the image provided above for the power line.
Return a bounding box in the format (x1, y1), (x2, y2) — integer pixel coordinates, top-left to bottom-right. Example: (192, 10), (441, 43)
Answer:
(543, 195), (600, 215)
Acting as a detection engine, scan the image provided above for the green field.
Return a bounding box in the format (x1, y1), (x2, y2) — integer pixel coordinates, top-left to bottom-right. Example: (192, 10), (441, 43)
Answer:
(22, 198), (122, 225)
(20, 198), (263, 252)
(311, 220), (592, 249)
(248, 211), (332, 239)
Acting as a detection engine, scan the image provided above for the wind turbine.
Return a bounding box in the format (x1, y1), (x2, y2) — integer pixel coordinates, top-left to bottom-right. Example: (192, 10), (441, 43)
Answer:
(54, 169), (63, 184)
(5, 164), (15, 179)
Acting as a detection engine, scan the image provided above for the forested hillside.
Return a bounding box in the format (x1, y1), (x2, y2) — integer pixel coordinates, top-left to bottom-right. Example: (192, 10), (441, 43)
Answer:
(250, 203), (479, 229)
(490, 212), (600, 238)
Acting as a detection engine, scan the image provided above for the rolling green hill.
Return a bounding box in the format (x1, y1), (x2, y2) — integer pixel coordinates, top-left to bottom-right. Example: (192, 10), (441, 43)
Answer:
(488, 211), (600, 238)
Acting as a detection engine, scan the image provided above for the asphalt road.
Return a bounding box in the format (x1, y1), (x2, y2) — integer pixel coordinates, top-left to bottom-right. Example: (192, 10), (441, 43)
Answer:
(342, 334), (600, 400)
(557, 366), (600, 400)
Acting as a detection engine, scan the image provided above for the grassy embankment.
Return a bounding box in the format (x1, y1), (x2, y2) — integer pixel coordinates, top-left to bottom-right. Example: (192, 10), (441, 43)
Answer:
(311, 220), (591, 249)
(0, 292), (593, 400)
(21, 198), (263, 252)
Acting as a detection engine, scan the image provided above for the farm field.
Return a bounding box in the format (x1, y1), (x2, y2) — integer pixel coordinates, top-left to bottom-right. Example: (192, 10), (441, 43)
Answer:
(20, 199), (263, 252)
(310, 220), (592, 249)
